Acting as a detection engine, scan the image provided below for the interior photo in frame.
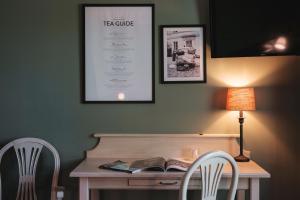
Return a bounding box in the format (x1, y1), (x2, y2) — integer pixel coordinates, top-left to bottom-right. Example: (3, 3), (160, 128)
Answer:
(83, 4), (154, 103)
(161, 25), (206, 83)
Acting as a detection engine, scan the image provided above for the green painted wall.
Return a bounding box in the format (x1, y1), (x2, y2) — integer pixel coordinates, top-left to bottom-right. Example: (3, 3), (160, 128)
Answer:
(1, 0), (300, 199)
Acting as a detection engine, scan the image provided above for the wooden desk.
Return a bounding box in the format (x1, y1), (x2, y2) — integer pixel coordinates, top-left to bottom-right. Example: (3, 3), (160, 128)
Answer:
(70, 134), (270, 200)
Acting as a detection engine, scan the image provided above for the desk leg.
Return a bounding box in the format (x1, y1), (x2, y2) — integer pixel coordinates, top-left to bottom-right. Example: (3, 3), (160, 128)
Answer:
(91, 190), (100, 200)
(250, 178), (260, 200)
(80, 177), (89, 200)
(237, 190), (245, 200)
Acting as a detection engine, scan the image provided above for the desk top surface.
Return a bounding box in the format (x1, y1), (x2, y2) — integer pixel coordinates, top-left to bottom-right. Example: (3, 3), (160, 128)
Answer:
(70, 158), (271, 179)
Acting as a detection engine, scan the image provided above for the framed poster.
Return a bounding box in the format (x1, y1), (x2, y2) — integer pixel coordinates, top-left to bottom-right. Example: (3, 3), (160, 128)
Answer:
(161, 25), (206, 83)
(82, 4), (154, 103)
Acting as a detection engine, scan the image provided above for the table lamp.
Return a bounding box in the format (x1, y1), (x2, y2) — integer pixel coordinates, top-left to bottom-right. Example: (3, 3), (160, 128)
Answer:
(226, 87), (256, 162)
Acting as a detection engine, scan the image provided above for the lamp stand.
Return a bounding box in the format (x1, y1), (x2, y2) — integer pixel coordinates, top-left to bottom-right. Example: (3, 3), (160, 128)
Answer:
(235, 110), (250, 162)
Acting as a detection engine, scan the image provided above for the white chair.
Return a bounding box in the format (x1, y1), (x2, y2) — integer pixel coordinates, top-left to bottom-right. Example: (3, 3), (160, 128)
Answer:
(0, 138), (64, 200)
(179, 151), (239, 200)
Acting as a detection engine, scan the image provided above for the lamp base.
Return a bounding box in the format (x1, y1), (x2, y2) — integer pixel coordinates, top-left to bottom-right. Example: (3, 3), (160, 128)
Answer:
(234, 155), (250, 162)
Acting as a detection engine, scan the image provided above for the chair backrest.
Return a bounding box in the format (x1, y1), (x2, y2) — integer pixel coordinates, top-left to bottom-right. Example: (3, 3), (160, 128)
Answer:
(0, 138), (60, 200)
(179, 151), (239, 200)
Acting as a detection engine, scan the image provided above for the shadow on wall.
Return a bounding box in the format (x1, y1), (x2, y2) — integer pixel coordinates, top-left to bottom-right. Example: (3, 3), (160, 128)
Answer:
(250, 57), (300, 200)
(210, 87), (227, 110)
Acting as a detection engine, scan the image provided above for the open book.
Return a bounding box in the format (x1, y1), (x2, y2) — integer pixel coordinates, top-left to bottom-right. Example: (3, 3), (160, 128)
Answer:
(99, 157), (191, 174)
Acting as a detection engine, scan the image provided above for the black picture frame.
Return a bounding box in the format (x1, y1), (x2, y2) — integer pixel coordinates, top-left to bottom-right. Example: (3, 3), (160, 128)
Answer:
(160, 25), (206, 84)
(82, 4), (155, 103)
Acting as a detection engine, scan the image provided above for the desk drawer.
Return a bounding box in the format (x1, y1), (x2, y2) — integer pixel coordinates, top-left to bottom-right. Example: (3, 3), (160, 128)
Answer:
(129, 179), (180, 186)
(129, 179), (201, 187)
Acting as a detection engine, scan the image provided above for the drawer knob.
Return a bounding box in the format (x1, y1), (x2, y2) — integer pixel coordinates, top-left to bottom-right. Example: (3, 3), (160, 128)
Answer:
(159, 181), (178, 185)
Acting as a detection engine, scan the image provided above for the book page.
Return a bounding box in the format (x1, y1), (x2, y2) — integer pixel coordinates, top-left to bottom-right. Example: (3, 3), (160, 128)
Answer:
(165, 159), (191, 172)
(130, 157), (166, 172)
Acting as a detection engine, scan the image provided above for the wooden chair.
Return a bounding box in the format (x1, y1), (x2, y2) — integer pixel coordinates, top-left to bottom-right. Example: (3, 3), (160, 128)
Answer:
(179, 151), (239, 200)
(0, 138), (64, 200)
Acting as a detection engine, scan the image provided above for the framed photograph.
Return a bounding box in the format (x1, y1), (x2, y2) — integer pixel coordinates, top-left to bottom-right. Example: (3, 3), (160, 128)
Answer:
(161, 25), (206, 83)
(82, 4), (154, 103)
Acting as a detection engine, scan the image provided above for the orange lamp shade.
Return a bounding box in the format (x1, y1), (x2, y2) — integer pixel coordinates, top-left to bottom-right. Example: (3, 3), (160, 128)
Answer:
(226, 87), (256, 111)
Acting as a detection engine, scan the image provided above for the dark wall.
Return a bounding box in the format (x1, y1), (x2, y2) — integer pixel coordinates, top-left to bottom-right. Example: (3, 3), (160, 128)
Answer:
(1, 0), (300, 199)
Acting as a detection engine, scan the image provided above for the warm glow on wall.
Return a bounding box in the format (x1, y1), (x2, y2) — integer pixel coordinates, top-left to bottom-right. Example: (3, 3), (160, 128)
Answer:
(221, 73), (252, 87)
(202, 111), (239, 134)
(207, 50), (293, 87)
